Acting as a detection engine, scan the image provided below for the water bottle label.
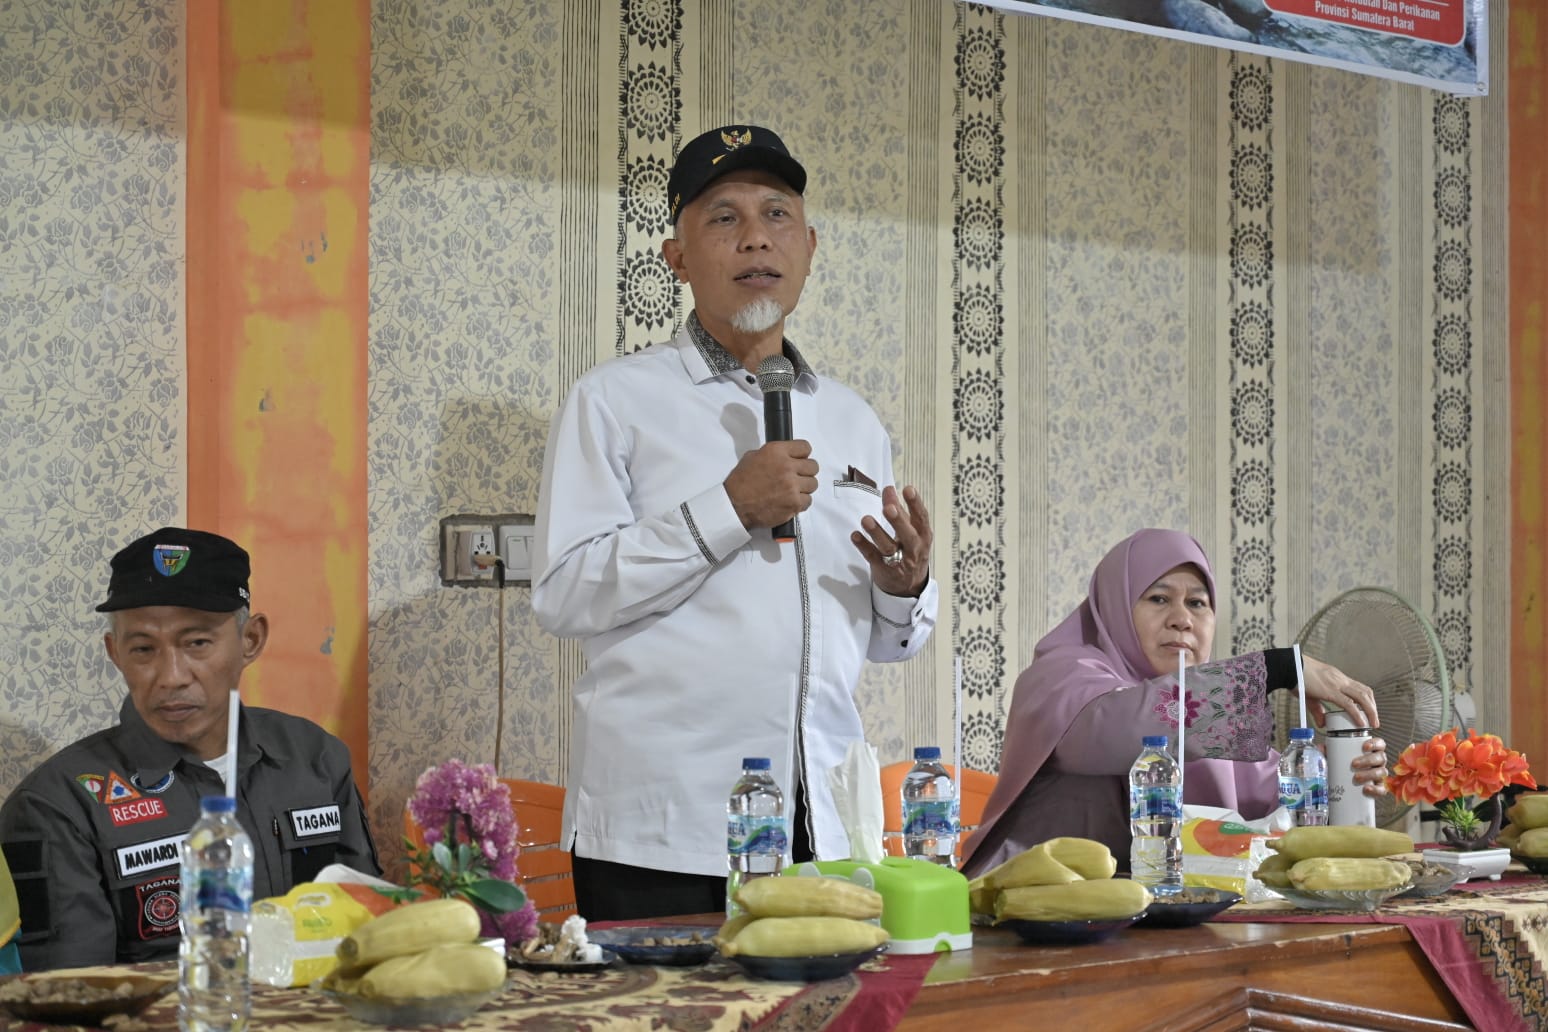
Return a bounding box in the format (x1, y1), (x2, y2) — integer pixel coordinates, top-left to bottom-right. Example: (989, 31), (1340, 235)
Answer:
(194, 867), (253, 914)
(1129, 785), (1182, 821)
(728, 815), (787, 857)
(902, 799), (958, 837)
(1304, 776), (1328, 811)
(1278, 775), (1305, 810)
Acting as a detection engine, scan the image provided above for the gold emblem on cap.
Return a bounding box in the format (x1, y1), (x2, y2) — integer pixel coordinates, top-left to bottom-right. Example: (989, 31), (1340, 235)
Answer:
(721, 128), (752, 150)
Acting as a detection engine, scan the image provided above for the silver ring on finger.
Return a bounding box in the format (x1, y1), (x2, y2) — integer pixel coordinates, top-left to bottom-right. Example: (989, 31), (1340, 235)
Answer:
(883, 547), (904, 567)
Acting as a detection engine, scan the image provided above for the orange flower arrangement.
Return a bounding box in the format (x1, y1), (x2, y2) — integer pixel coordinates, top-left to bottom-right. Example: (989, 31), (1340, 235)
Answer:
(1386, 728), (1536, 841)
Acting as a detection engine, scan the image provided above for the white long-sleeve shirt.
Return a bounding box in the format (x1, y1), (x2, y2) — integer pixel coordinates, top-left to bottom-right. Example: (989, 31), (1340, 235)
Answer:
(533, 318), (937, 875)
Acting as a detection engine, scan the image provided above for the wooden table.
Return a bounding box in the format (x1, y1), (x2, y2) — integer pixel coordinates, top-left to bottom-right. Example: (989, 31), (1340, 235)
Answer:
(901, 921), (1472, 1031)
(0, 919), (1479, 1032)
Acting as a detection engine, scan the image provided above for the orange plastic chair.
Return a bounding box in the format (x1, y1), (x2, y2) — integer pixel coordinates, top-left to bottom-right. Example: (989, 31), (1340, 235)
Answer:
(404, 777), (576, 925)
(880, 760), (997, 863)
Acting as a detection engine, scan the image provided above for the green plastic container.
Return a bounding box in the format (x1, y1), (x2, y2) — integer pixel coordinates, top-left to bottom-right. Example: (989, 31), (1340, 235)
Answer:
(785, 857), (972, 954)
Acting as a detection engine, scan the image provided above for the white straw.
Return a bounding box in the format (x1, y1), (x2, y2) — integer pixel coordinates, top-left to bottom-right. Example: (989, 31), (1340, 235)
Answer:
(1292, 642), (1308, 730)
(225, 689), (240, 797)
(952, 655), (963, 781)
(1175, 649), (1186, 800)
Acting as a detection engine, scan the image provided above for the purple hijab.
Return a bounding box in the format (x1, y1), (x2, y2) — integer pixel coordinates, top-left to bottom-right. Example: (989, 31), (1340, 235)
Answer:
(963, 528), (1276, 868)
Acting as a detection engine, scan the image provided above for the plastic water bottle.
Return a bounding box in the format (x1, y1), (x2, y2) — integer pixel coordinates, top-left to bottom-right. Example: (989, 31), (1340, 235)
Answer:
(1278, 727), (1330, 827)
(179, 796), (254, 1032)
(726, 758), (787, 916)
(1129, 736), (1183, 896)
(902, 746), (959, 866)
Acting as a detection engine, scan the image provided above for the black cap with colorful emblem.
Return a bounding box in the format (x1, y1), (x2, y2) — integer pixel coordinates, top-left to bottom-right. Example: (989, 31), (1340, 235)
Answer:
(96, 527), (251, 613)
(668, 125), (807, 222)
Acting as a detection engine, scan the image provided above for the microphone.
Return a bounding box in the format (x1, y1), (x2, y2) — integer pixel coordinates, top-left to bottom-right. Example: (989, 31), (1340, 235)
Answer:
(756, 354), (797, 543)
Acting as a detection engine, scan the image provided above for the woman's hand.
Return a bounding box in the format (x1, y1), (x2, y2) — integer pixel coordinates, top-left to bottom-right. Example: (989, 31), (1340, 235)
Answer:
(1351, 736), (1389, 799)
(1302, 655), (1380, 729)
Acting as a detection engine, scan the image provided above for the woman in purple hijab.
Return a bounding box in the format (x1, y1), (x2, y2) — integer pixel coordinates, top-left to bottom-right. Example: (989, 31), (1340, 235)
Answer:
(961, 529), (1389, 876)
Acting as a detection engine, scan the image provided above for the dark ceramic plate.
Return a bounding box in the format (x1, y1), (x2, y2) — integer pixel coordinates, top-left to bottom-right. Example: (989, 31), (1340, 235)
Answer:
(0, 972), (176, 1024)
(727, 945), (886, 982)
(1137, 888), (1243, 927)
(1512, 853), (1548, 876)
(506, 949), (620, 974)
(998, 913), (1144, 946)
(586, 924), (718, 966)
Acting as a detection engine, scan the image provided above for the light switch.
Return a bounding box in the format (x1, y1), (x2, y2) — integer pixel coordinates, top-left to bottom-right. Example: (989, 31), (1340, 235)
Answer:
(498, 522), (536, 583)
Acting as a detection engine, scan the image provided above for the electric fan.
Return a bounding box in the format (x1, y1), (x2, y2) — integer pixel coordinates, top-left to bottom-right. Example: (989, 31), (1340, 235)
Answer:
(1278, 586), (1452, 829)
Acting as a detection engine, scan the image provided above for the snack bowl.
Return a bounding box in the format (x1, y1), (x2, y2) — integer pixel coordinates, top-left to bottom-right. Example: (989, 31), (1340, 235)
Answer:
(0, 971), (176, 1024)
(1394, 860), (1463, 898)
(1136, 887), (1243, 928)
(1272, 884), (1408, 913)
(726, 945), (886, 982)
(997, 913), (1144, 946)
(586, 923), (718, 966)
(318, 985), (503, 1027)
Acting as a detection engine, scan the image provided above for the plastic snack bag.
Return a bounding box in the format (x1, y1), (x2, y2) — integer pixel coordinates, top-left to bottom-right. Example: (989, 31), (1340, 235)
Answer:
(1179, 805), (1289, 903)
(251, 867), (420, 987)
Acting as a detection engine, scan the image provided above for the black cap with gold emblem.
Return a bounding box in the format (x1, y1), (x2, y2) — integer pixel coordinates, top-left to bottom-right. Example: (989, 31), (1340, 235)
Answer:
(96, 527), (252, 613)
(667, 125), (807, 223)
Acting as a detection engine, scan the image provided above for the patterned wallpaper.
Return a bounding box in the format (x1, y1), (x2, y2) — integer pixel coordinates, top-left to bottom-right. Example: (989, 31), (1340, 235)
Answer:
(366, 0), (569, 871)
(0, 0), (184, 796)
(0, 0), (1508, 872)
(364, 0), (1508, 872)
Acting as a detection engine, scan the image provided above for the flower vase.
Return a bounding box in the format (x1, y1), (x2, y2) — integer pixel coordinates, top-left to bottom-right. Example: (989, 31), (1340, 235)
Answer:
(1438, 793), (1503, 851)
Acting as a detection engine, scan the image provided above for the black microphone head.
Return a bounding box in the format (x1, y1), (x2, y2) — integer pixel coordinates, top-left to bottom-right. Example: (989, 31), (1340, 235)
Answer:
(756, 354), (795, 394)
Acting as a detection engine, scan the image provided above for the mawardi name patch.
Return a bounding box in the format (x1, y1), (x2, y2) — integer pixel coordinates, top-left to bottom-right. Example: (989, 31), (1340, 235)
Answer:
(115, 833), (186, 879)
(110, 797), (168, 828)
(289, 804), (341, 838)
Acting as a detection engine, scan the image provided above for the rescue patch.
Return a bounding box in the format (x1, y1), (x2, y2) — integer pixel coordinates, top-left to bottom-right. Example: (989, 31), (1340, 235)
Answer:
(76, 773), (106, 799)
(109, 797), (168, 828)
(104, 772), (140, 803)
(115, 833), (186, 879)
(131, 770), (176, 794)
(136, 876), (181, 939)
(289, 804), (341, 838)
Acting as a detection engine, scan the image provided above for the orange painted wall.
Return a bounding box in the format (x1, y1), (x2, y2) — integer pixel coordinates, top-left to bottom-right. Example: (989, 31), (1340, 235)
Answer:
(185, 1), (371, 788)
(1512, 5), (1548, 766)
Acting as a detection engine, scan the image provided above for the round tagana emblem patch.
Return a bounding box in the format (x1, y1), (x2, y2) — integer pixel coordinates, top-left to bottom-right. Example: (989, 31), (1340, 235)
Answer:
(144, 888), (180, 930)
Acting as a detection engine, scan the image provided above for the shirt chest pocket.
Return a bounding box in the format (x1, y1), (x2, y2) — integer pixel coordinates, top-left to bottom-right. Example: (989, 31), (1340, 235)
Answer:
(273, 803), (344, 885)
(828, 477), (884, 532)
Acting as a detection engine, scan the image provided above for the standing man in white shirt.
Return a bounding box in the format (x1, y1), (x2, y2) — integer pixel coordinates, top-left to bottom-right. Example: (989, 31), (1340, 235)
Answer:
(533, 125), (938, 920)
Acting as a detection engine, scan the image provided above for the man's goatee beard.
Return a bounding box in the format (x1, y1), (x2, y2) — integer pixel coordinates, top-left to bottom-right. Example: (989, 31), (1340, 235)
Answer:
(731, 297), (784, 335)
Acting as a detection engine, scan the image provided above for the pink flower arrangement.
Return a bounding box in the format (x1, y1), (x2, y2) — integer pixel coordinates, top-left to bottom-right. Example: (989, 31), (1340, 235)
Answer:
(405, 760), (538, 945)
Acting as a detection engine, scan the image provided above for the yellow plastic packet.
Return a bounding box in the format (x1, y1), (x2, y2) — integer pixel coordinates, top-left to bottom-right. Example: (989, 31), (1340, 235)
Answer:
(1180, 817), (1278, 902)
(251, 882), (409, 987)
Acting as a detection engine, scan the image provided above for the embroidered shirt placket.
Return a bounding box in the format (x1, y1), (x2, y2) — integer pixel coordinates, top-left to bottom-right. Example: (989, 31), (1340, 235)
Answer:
(793, 517), (815, 850)
(687, 312), (818, 846)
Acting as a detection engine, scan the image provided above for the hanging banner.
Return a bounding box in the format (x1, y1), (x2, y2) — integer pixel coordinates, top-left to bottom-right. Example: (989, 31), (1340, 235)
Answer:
(975, 0), (1486, 95)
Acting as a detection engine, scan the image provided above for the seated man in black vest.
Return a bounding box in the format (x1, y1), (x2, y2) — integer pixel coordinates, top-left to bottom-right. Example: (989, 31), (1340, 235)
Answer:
(0, 527), (379, 970)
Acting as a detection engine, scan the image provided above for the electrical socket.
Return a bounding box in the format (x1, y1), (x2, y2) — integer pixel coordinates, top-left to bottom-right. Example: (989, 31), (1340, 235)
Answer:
(439, 513), (535, 587)
(460, 527), (496, 580)
(440, 519), (496, 584)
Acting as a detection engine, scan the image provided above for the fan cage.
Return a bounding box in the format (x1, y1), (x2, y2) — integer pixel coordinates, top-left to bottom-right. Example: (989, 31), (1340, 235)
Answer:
(1284, 586), (1453, 828)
